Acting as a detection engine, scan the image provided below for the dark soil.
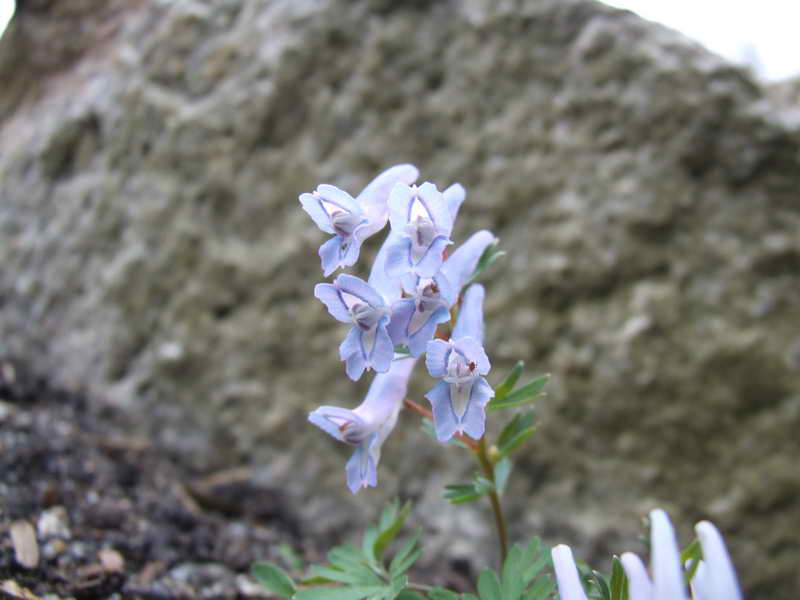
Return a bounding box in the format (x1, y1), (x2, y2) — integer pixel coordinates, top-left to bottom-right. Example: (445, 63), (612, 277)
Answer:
(0, 359), (303, 599)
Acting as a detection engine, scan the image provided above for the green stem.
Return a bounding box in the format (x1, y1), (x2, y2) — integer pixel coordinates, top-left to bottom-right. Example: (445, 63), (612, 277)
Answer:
(475, 436), (509, 563)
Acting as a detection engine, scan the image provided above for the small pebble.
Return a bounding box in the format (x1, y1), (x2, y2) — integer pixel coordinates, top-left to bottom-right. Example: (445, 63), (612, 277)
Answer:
(11, 520), (40, 569)
(37, 506), (71, 539)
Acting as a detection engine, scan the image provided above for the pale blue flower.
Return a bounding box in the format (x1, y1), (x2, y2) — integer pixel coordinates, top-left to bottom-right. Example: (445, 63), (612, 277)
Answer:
(300, 165), (418, 276)
(551, 545), (588, 600)
(315, 274), (393, 381)
(385, 182), (454, 287)
(424, 284), (494, 441)
(388, 230), (496, 357)
(620, 509), (743, 600)
(308, 357), (417, 494)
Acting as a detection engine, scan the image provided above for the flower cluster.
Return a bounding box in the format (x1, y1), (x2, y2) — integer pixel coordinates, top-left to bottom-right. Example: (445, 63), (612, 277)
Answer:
(552, 509), (743, 600)
(302, 165), (498, 492)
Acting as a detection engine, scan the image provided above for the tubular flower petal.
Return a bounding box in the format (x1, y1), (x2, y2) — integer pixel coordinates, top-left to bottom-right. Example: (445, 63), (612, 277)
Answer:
(649, 509), (688, 600)
(551, 545), (589, 600)
(314, 274), (392, 381)
(300, 165), (419, 276)
(308, 357), (417, 494)
(692, 521), (742, 600)
(424, 284), (493, 441)
(439, 230), (497, 294)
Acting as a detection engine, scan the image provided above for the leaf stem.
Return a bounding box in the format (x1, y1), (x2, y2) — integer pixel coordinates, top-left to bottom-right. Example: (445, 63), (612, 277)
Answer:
(476, 436), (509, 563)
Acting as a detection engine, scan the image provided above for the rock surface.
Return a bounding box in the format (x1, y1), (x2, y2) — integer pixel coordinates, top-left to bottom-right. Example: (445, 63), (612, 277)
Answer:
(1, 0), (799, 596)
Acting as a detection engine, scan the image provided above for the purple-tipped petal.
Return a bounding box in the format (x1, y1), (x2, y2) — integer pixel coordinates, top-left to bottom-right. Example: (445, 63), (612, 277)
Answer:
(440, 230), (496, 296)
(345, 437), (378, 494)
(413, 235), (451, 278)
(335, 274), (386, 309)
(650, 509), (688, 600)
(308, 406), (366, 442)
(551, 545), (589, 600)
(385, 236), (413, 278)
(453, 336), (491, 375)
(299, 193), (335, 234)
(443, 183), (465, 223)
(319, 236), (343, 277)
(621, 553), (653, 600)
(314, 283), (351, 323)
(369, 232), (404, 304)
(316, 184), (361, 214)
(407, 306), (450, 357)
(387, 299), (415, 347)
(452, 284), (486, 343)
(694, 521), (742, 600)
(426, 339), (451, 378)
(369, 323), (394, 373)
(425, 380), (458, 442)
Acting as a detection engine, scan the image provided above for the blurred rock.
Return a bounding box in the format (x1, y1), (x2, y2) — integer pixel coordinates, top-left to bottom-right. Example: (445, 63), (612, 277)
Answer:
(1, 0), (799, 597)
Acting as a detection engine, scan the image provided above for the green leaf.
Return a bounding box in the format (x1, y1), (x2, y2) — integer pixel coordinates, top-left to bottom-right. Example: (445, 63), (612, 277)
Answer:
(310, 565), (380, 586)
(466, 239), (505, 285)
(444, 483), (483, 505)
(488, 374), (549, 411)
(477, 568), (502, 600)
(396, 592), (427, 600)
(427, 589), (461, 600)
(362, 525), (380, 565)
(523, 575), (554, 600)
(497, 412), (537, 457)
(295, 585), (386, 600)
(328, 544), (369, 572)
(590, 570), (611, 600)
(494, 361), (524, 400)
(373, 501), (412, 560)
(681, 538), (703, 583)
(609, 556), (629, 600)
(393, 344), (411, 355)
(389, 532), (422, 577)
(500, 544), (526, 600)
(251, 562), (296, 598)
(493, 458), (512, 496)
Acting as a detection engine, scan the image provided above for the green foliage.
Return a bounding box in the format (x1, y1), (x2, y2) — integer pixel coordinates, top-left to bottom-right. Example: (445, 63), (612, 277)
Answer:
(488, 371), (549, 412)
(466, 239), (506, 285)
(578, 557), (629, 600)
(471, 539), (554, 600)
(681, 538), (703, 583)
(497, 412), (537, 458)
(444, 471), (502, 505)
(252, 562), (296, 598)
(254, 500), (422, 600)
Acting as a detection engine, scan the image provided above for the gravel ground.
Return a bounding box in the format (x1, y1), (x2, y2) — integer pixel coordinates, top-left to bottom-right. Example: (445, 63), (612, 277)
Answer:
(0, 359), (304, 599)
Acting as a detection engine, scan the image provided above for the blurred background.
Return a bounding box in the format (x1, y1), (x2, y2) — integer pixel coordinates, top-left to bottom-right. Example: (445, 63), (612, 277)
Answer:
(1, 0), (798, 598)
